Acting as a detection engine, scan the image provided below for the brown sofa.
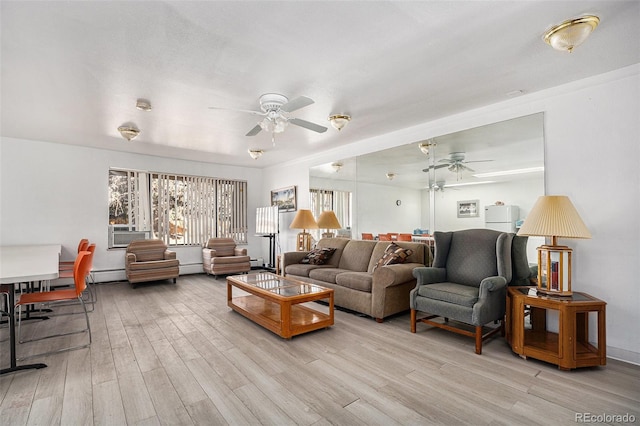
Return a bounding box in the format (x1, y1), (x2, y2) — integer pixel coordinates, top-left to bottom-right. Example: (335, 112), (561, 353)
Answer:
(125, 239), (179, 287)
(282, 238), (431, 322)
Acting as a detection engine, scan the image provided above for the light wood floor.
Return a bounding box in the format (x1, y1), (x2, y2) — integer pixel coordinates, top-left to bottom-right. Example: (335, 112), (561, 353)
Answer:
(1, 273), (639, 425)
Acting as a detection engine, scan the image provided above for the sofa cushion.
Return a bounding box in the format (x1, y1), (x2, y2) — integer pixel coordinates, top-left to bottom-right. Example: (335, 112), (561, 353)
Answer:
(335, 272), (373, 292)
(285, 263), (332, 277)
(308, 268), (351, 284)
(301, 247), (336, 265)
(416, 282), (479, 308)
(211, 255), (251, 265)
(128, 259), (180, 271)
(338, 240), (377, 272)
(373, 243), (413, 271)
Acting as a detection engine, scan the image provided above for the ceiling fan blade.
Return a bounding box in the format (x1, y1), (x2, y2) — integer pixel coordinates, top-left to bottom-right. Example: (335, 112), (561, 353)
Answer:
(289, 118), (328, 133)
(281, 96), (314, 113)
(464, 159), (493, 164)
(246, 124), (262, 136)
(421, 164), (449, 172)
(208, 106), (266, 116)
(438, 158), (454, 164)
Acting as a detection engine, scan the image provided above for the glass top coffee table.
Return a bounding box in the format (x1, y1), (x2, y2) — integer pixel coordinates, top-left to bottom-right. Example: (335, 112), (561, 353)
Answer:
(226, 272), (334, 339)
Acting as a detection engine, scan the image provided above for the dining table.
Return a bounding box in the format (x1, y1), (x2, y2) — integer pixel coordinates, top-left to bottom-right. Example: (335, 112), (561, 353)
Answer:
(0, 244), (61, 375)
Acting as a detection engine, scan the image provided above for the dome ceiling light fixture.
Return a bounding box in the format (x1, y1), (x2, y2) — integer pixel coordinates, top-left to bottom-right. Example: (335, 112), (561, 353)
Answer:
(418, 140), (437, 156)
(328, 114), (351, 131)
(248, 149), (264, 160)
(543, 15), (600, 53)
(386, 172), (395, 181)
(331, 162), (343, 172)
(136, 99), (152, 111)
(118, 125), (140, 141)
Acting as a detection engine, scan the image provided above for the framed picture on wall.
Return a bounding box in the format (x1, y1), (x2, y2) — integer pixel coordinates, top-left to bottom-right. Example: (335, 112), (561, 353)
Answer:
(457, 200), (479, 218)
(271, 186), (297, 212)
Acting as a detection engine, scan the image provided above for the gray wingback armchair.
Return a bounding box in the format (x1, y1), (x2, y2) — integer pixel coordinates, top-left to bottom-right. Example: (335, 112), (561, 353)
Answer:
(410, 229), (512, 354)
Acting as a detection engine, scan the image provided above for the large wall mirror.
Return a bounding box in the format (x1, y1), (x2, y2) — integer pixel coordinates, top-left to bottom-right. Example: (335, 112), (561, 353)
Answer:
(310, 112), (545, 259)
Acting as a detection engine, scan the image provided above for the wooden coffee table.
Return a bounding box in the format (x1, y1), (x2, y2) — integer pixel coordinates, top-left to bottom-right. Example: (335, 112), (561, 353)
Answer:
(227, 272), (334, 339)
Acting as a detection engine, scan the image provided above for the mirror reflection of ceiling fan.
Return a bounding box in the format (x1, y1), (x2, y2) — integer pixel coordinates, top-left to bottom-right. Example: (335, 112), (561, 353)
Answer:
(423, 152), (493, 179)
(208, 93), (327, 144)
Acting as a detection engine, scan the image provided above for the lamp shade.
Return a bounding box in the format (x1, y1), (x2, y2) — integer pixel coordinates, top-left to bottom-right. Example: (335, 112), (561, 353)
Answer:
(289, 209), (318, 230)
(518, 195), (591, 240)
(317, 211), (341, 230)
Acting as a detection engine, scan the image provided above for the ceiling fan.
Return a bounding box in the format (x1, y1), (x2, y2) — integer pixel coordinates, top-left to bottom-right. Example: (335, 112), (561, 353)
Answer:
(209, 93), (328, 140)
(423, 152), (493, 178)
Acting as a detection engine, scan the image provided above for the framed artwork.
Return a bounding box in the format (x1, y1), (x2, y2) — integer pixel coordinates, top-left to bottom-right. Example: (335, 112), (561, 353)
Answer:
(271, 185), (297, 212)
(457, 200), (479, 218)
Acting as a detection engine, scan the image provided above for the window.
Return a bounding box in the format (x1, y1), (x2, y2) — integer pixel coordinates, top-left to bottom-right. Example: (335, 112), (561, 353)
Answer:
(108, 169), (247, 247)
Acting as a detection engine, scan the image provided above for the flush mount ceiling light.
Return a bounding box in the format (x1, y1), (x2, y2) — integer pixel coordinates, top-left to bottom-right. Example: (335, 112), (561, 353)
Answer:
(386, 172), (395, 181)
(544, 15), (599, 53)
(418, 140), (437, 156)
(136, 99), (152, 111)
(117, 125), (140, 141)
(248, 149), (264, 160)
(328, 114), (351, 131)
(331, 162), (343, 172)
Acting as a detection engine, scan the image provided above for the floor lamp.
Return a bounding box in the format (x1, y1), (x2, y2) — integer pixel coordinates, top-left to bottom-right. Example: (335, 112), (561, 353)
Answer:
(290, 209), (318, 251)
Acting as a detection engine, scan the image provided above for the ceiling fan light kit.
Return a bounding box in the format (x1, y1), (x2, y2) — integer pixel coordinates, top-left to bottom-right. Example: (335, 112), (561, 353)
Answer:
(331, 162), (343, 172)
(544, 15), (599, 53)
(328, 114), (351, 131)
(118, 125), (140, 141)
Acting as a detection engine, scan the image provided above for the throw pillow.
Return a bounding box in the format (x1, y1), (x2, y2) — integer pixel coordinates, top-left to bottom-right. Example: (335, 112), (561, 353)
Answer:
(300, 247), (337, 265)
(374, 243), (413, 271)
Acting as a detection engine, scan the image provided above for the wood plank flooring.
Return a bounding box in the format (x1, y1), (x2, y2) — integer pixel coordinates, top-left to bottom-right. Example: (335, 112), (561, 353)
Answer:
(1, 273), (639, 425)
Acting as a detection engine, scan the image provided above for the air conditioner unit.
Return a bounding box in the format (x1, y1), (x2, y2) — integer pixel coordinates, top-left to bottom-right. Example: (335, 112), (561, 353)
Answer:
(108, 225), (150, 248)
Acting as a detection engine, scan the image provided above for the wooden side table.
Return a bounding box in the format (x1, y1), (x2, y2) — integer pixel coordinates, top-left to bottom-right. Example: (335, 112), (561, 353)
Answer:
(506, 286), (606, 370)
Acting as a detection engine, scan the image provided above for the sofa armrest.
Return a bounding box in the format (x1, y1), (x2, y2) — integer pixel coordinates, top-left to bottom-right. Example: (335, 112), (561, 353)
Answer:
(478, 276), (507, 299)
(126, 253), (136, 265)
(372, 263), (421, 290)
(281, 251), (309, 272)
(234, 247), (247, 256)
(164, 250), (176, 260)
(412, 267), (446, 287)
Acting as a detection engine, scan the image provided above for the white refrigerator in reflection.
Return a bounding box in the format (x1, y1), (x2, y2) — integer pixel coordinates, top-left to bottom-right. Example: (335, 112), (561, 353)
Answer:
(484, 205), (519, 233)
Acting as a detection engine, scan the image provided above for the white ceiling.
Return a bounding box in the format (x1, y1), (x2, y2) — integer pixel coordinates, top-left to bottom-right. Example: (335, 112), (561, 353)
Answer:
(2, 1), (639, 168)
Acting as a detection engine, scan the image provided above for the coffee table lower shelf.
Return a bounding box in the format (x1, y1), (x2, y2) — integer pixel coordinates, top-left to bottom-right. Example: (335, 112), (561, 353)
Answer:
(229, 293), (333, 339)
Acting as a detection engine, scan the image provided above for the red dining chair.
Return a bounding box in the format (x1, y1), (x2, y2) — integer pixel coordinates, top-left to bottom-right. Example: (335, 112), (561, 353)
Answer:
(362, 233), (374, 240)
(59, 238), (89, 271)
(398, 233), (413, 241)
(58, 243), (96, 308)
(16, 251), (93, 357)
(378, 233), (392, 241)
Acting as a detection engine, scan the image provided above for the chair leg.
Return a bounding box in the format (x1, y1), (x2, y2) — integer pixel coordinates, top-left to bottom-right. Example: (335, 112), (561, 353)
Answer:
(475, 325), (482, 355)
(410, 309), (416, 333)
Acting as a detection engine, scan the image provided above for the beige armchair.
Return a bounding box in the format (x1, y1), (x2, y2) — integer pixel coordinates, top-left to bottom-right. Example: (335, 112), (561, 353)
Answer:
(125, 239), (179, 287)
(202, 238), (251, 277)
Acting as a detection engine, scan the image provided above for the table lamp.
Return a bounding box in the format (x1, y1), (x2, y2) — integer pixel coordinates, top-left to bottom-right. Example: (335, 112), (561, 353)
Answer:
(517, 195), (591, 296)
(290, 209), (318, 251)
(317, 211), (342, 238)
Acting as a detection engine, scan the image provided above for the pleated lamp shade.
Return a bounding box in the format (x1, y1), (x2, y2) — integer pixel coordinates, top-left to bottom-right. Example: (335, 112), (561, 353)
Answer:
(518, 195), (591, 243)
(289, 209), (318, 231)
(317, 211), (341, 230)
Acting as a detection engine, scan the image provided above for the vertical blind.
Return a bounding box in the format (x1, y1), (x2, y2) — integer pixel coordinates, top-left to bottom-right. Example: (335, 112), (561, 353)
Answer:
(109, 168), (247, 246)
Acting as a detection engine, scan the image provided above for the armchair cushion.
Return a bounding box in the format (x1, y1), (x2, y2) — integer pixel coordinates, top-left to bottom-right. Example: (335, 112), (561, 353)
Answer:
(416, 282), (479, 307)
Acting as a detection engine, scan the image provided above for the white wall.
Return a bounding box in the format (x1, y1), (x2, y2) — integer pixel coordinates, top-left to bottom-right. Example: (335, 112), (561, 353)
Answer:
(0, 138), (264, 281)
(263, 65), (640, 364)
